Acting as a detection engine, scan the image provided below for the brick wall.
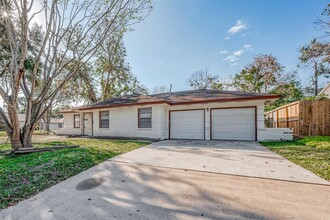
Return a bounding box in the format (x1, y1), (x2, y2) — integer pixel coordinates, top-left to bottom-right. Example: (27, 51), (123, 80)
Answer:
(258, 128), (293, 141)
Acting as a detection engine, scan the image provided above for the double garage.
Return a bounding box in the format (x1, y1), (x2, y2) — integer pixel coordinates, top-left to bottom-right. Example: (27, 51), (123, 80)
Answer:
(169, 107), (257, 141)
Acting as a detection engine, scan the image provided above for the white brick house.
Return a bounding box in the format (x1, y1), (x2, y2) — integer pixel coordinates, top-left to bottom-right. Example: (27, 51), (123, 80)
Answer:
(57, 89), (287, 141)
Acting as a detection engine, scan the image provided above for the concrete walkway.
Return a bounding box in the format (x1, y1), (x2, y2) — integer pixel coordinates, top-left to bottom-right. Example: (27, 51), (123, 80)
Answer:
(112, 140), (329, 185)
(1, 140), (330, 220)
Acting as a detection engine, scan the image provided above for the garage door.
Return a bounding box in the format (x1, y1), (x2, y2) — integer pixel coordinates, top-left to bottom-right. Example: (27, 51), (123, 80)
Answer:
(211, 107), (256, 140)
(170, 109), (204, 139)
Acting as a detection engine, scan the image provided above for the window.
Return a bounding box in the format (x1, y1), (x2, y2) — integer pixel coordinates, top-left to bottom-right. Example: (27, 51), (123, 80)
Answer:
(138, 107), (152, 128)
(99, 111), (109, 128)
(74, 114), (80, 128)
(58, 123), (63, 128)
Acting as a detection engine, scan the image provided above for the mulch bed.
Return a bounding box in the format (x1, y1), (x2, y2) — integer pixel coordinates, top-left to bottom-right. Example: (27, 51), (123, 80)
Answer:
(0, 145), (79, 155)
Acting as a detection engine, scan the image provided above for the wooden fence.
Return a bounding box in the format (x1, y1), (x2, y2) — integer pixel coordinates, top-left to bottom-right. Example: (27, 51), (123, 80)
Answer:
(265, 100), (330, 137)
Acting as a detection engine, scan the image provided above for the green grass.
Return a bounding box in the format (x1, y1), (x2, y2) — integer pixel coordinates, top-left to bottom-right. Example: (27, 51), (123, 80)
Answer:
(0, 131), (7, 137)
(261, 136), (330, 181)
(0, 138), (148, 210)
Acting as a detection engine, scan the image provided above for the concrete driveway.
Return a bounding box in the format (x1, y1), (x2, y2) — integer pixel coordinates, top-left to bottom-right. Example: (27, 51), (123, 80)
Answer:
(1, 140), (330, 220)
(112, 140), (329, 184)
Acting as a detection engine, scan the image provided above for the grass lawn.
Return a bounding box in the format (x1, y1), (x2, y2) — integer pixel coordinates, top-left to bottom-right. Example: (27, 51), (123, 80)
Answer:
(261, 136), (330, 181)
(0, 136), (148, 210)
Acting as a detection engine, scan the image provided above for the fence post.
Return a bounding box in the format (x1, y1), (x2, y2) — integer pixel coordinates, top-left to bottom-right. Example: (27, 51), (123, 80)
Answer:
(286, 106), (289, 128)
(276, 109), (279, 128)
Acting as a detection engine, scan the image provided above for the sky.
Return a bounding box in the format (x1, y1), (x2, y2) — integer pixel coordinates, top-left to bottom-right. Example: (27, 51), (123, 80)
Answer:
(0, 0), (328, 108)
(124, 0), (330, 92)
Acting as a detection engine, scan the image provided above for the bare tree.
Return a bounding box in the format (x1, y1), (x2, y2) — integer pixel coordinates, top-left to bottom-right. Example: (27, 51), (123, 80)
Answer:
(0, 0), (152, 149)
(314, 4), (330, 37)
(300, 39), (330, 96)
(187, 69), (222, 90)
(151, 85), (169, 94)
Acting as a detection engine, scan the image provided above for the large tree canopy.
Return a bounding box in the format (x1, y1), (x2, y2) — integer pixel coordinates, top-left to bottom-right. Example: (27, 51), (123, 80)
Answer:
(0, 0), (152, 149)
(66, 34), (149, 105)
(232, 54), (284, 93)
(266, 74), (304, 111)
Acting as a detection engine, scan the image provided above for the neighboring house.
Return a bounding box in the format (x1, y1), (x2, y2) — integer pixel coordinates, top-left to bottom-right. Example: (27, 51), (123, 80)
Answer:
(0, 97), (4, 109)
(18, 114), (27, 128)
(318, 83), (330, 97)
(39, 118), (64, 131)
(18, 113), (63, 131)
(57, 89), (288, 141)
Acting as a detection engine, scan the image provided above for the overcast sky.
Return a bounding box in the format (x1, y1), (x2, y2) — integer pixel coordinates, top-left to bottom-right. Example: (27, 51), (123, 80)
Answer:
(124, 0), (330, 92)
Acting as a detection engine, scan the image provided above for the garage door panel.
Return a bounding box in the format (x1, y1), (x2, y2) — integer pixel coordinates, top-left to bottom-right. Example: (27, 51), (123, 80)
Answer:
(212, 119), (255, 124)
(212, 128), (255, 133)
(212, 109), (253, 116)
(170, 110), (204, 140)
(211, 108), (256, 141)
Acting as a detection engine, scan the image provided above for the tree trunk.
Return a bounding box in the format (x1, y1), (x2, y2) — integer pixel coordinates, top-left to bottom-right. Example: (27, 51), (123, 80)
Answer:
(7, 126), (34, 150)
(8, 130), (24, 150)
(6, 105), (36, 150)
(45, 109), (51, 134)
(314, 61), (318, 97)
(22, 128), (34, 148)
(45, 122), (50, 134)
(6, 106), (23, 150)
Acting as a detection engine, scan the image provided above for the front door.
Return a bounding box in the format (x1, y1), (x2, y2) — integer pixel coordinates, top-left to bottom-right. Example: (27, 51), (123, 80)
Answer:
(82, 112), (93, 136)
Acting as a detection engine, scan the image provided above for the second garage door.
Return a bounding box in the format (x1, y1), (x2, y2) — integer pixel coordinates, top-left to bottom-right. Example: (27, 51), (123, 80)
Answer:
(170, 109), (205, 139)
(211, 107), (256, 141)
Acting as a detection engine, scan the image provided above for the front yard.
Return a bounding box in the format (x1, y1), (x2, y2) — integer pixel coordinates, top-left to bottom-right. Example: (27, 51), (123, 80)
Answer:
(0, 133), (148, 210)
(261, 136), (330, 181)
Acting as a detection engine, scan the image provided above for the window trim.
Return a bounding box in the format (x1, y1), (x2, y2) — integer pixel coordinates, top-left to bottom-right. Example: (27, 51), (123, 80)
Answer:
(58, 123), (63, 128)
(99, 111), (110, 128)
(138, 107), (152, 129)
(73, 114), (80, 128)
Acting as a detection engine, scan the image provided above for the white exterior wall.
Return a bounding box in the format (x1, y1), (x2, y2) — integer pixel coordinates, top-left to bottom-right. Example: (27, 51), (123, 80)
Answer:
(56, 113), (81, 135)
(258, 128), (293, 141)
(85, 104), (167, 139)
(57, 100), (271, 140)
(165, 100), (265, 140)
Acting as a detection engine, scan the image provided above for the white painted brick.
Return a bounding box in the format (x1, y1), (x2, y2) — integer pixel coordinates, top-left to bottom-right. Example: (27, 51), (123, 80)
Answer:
(258, 128), (293, 141)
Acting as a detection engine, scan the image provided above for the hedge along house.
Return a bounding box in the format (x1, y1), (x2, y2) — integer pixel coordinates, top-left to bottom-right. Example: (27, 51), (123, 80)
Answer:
(57, 89), (288, 141)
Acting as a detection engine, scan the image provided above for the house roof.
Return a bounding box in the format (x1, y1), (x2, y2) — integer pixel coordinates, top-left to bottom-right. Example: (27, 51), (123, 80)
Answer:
(59, 89), (280, 112)
(57, 109), (80, 114)
(318, 83), (330, 96)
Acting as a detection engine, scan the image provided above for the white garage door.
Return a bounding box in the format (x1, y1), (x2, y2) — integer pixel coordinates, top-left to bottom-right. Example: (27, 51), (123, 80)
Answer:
(211, 107), (256, 141)
(170, 110), (204, 139)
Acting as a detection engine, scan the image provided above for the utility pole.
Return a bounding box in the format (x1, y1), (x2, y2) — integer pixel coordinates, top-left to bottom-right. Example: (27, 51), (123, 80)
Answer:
(314, 61), (318, 96)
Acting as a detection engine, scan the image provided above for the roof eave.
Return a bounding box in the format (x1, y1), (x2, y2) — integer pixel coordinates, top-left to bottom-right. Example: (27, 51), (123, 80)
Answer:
(170, 95), (281, 105)
(77, 101), (170, 111)
(74, 95), (281, 111)
(57, 110), (79, 114)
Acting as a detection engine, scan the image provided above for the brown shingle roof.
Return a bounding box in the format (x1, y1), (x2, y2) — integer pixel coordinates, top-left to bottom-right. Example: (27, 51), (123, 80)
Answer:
(70, 89), (280, 111)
